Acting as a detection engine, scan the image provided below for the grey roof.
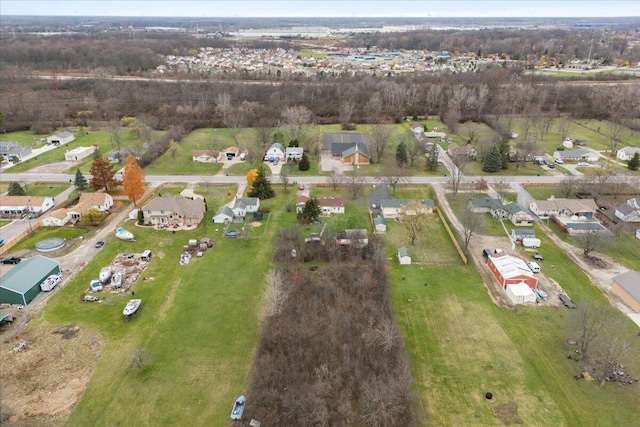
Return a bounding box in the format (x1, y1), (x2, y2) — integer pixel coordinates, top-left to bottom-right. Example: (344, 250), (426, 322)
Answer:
(374, 215), (386, 225)
(322, 132), (372, 150)
(143, 194), (205, 219)
(0, 255), (59, 294)
(57, 131), (74, 138)
(380, 199), (435, 209)
(512, 229), (536, 236)
(613, 271), (640, 302)
(214, 206), (234, 218)
(398, 246), (411, 258)
(559, 148), (591, 158)
(236, 197), (259, 207)
(502, 202), (528, 215)
(0, 141), (31, 156)
(340, 143), (371, 158)
(616, 204), (635, 215)
(566, 222), (606, 231)
(268, 143), (285, 153)
(471, 198), (502, 210)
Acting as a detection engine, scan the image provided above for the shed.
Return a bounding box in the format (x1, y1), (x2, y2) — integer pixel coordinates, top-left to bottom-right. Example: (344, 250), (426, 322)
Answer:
(612, 271), (640, 312)
(506, 282), (537, 305)
(0, 256), (60, 305)
(212, 206), (234, 224)
(511, 229), (536, 241)
(398, 246), (412, 265)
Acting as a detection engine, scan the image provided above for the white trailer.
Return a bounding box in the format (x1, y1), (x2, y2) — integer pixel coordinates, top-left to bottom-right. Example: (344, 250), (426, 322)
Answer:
(522, 237), (541, 248)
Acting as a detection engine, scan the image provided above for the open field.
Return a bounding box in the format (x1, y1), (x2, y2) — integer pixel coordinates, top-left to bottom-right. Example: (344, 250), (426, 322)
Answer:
(9, 226), (90, 253)
(23, 183), (70, 197)
(391, 204), (640, 426)
(18, 188), (299, 426)
(1, 130), (48, 146)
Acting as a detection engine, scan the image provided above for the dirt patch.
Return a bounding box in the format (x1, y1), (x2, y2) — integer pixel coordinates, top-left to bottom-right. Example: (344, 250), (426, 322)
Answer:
(0, 323), (104, 426)
(86, 253), (150, 295)
(492, 401), (523, 425)
(28, 162), (72, 174)
(249, 221), (262, 228)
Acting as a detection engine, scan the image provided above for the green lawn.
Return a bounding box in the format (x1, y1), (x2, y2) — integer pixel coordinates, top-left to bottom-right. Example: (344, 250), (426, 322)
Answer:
(0, 219), (12, 228)
(392, 207), (640, 426)
(465, 160), (550, 176)
(42, 188), (299, 426)
(0, 130), (48, 147)
(525, 185), (563, 200)
(24, 183), (70, 197)
(9, 226), (90, 253)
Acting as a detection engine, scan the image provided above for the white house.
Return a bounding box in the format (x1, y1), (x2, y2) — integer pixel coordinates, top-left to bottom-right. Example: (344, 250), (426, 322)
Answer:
(296, 196), (345, 216)
(46, 131), (75, 146)
(65, 146), (95, 161)
(232, 198), (260, 218)
(379, 199), (435, 218)
(0, 195), (55, 217)
(192, 150), (218, 163)
(0, 141), (32, 161)
(617, 147), (640, 162)
(264, 143), (285, 162)
(410, 124), (424, 135)
(636, 228), (640, 241)
(398, 246), (412, 265)
(285, 147), (304, 161)
(562, 138), (573, 149)
(614, 198), (640, 223)
(212, 206), (234, 224)
(42, 209), (71, 226)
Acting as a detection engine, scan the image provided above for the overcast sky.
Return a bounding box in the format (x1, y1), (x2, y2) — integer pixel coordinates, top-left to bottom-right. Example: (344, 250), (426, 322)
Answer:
(1, 1), (638, 18)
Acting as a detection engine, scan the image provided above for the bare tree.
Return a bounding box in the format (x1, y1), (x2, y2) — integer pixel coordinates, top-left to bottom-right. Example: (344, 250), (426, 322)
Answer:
(401, 201), (428, 245)
(399, 130), (423, 167)
(108, 120), (122, 151)
(556, 118), (571, 140)
(130, 348), (152, 372)
(560, 175), (581, 198)
(568, 297), (612, 362)
(328, 167), (344, 191)
(493, 181), (511, 205)
(593, 319), (632, 387)
(263, 269), (289, 317)
(459, 203), (484, 252)
(449, 158), (468, 199)
(584, 164), (613, 203)
(345, 172), (367, 199)
(606, 119), (625, 155)
(215, 92), (233, 127)
(254, 124), (274, 149)
(576, 231), (609, 258)
(279, 105), (315, 147)
(280, 165), (290, 191)
(339, 97), (356, 125)
(369, 125), (394, 163)
(378, 164), (410, 195)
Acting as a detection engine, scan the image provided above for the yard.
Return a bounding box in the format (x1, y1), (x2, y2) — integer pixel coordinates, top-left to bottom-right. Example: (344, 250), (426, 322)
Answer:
(8, 226), (90, 253)
(391, 204), (640, 426)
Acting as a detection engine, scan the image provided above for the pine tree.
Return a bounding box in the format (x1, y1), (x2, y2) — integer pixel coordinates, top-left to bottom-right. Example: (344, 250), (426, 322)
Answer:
(123, 154), (145, 206)
(301, 197), (321, 223)
(482, 145), (502, 173)
(248, 166), (275, 200)
(426, 143), (439, 171)
(628, 152), (640, 171)
(74, 168), (88, 189)
(396, 141), (408, 167)
(499, 135), (510, 170)
(298, 153), (310, 171)
(7, 181), (25, 196)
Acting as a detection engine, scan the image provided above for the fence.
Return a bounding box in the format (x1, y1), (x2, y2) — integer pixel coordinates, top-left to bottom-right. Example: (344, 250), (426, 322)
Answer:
(0, 220), (43, 256)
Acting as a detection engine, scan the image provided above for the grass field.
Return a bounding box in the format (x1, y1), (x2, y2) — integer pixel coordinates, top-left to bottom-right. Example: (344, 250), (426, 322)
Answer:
(10, 226), (90, 253)
(0, 219), (12, 228)
(40, 187), (299, 426)
(390, 205), (640, 427)
(0, 130), (48, 146)
(24, 183), (70, 197)
(525, 185), (563, 200)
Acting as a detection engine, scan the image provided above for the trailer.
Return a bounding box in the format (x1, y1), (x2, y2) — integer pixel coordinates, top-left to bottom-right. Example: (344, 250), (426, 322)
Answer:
(522, 237), (541, 248)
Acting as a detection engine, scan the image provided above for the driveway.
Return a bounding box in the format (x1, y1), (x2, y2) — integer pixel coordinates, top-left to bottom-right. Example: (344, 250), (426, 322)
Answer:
(319, 151), (351, 173)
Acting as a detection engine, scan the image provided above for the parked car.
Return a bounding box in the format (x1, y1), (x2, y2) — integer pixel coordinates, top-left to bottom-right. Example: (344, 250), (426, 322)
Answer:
(554, 158), (564, 164)
(95, 240), (105, 248)
(533, 253), (544, 260)
(574, 139), (586, 146)
(577, 162), (590, 167)
(482, 249), (492, 260)
(1, 257), (21, 265)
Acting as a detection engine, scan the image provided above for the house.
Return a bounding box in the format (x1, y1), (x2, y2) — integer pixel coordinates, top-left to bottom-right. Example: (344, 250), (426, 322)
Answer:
(498, 203), (534, 226)
(529, 197), (598, 219)
(142, 194), (205, 227)
(232, 197), (260, 218)
(424, 131), (446, 139)
(373, 215), (387, 234)
(42, 209), (71, 226)
(65, 193), (114, 221)
(64, 146), (95, 161)
(554, 148), (598, 163)
(0, 196), (55, 218)
(322, 133), (372, 165)
(562, 138), (573, 149)
(46, 131), (75, 145)
(296, 196), (345, 216)
(285, 147), (304, 161)
(212, 206), (234, 224)
(487, 252), (538, 289)
(379, 199), (435, 218)
(506, 282), (537, 304)
(511, 229), (536, 241)
(336, 229), (368, 248)
(410, 124), (424, 135)
(264, 143), (285, 162)
(398, 246), (412, 265)
(192, 150), (219, 163)
(469, 198), (502, 214)
(616, 147), (640, 162)
(611, 271), (640, 312)
(614, 198), (640, 223)
(0, 141), (32, 161)
(107, 151), (129, 163)
(447, 142), (477, 162)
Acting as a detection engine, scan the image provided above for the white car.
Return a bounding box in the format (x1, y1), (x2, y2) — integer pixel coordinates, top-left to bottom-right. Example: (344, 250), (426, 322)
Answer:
(577, 162), (590, 167)
(554, 158), (564, 164)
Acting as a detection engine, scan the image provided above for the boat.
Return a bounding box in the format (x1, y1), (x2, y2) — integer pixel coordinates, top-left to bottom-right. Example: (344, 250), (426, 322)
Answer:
(40, 274), (61, 292)
(230, 395), (246, 420)
(99, 266), (112, 284)
(179, 252), (191, 265)
(90, 280), (103, 292)
(115, 227), (135, 241)
(111, 272), (122, 288)
(123, 299), (142, 317)
(536, 289), (548, 299)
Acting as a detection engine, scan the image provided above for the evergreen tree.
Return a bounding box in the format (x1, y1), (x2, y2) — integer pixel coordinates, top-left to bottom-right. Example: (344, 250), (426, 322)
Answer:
(482, 145), (502, 173)
(137, 208), (144, 225)
(426, 143), (439, 171)
(301, 197), (322, 223)
(7, 181), (25, 196)
(396, 141), (408, 167)
(74, 168), (88, 189)
(248, 166), (275, 200)
(628, 152), (640, 171)
(288, 139), (299, 147)
(298, 153), (310, 171)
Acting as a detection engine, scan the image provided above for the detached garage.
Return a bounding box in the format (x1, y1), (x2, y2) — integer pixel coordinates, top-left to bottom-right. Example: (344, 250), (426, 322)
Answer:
(0, 256), (60, 306)
(506, 282), (537, 305)
(612, 271), (640, 313)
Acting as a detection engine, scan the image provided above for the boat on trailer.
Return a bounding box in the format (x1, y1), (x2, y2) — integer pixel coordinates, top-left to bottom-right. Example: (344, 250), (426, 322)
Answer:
(111, 271), (122, 288)
(115, 227), (135, 241)
(123, 299), (142, 318)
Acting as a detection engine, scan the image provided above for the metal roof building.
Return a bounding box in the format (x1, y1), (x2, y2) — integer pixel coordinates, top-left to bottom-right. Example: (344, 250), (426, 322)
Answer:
(0, 256), (60, 305)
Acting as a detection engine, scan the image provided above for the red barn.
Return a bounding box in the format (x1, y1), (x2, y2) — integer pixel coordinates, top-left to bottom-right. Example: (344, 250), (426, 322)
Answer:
(487, 253), (538, 289)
